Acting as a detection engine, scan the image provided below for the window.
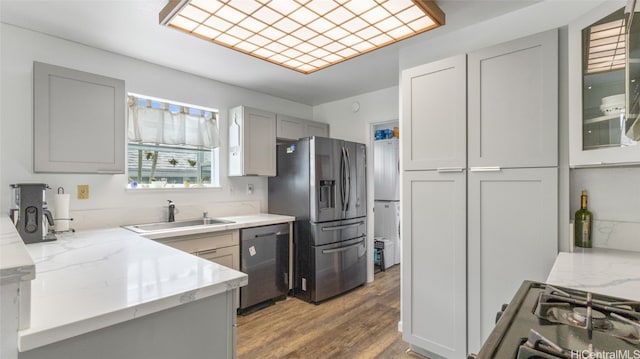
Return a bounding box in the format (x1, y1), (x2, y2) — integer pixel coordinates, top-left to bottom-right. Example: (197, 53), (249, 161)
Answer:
(127, 94), (220, 188)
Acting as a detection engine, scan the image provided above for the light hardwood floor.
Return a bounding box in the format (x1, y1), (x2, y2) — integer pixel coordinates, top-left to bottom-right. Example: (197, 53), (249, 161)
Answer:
(237, 265), (412, 359)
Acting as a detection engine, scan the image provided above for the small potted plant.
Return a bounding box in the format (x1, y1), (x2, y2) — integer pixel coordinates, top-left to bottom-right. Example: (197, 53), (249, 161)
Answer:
(150, 177), (162, 188)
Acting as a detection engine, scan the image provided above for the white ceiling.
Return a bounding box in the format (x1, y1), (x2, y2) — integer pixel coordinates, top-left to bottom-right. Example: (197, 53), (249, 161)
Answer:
(0, 0), (537, 106)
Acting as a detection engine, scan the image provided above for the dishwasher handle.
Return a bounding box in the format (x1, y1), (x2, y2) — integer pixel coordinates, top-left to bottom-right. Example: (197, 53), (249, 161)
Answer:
(252, 231), (289, 239)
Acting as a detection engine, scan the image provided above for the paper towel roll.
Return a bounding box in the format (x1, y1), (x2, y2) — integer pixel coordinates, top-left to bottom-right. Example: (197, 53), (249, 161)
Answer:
(54, 193), (70, 232)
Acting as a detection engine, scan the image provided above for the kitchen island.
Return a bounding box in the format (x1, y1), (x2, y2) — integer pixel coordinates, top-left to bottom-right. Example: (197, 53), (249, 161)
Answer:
(546, 247), (640, 300)
(9, 222), (249, 359)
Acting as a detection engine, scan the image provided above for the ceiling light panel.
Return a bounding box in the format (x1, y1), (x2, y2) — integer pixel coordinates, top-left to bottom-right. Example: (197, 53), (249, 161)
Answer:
(160, 0), (445, 74)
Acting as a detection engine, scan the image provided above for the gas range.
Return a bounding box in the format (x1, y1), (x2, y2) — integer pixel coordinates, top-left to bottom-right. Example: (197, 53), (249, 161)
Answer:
(475, 281), (640, 358)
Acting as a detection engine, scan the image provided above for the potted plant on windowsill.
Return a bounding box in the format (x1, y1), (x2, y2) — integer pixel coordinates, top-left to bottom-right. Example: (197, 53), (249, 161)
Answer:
(150, 177), (162, 188)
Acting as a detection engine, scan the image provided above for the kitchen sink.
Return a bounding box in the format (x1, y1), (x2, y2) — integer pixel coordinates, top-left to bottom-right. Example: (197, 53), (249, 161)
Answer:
(124, 218), (234, 233)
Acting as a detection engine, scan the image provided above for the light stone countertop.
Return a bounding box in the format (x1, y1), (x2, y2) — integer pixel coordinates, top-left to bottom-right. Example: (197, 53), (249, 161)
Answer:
(132, 213), (295, 240)
(546, 247), (640, 301)
(18, 227), (248, 352)
(0, 218), (35, 284)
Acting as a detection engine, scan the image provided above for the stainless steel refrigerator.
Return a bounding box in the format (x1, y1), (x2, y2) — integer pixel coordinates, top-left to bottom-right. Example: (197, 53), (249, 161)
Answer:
(268, 136), (367, 303)
(373, 138), (400, 265)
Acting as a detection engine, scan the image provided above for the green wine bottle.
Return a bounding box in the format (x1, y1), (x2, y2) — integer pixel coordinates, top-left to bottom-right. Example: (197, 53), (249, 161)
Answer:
(574, 190), (593, 248)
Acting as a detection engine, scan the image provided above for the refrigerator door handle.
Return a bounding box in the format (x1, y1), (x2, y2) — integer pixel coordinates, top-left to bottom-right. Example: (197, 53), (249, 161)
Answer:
(345, 146), (351, 211)
(340, 146), (347, 212)
(321, 238), (365, 254)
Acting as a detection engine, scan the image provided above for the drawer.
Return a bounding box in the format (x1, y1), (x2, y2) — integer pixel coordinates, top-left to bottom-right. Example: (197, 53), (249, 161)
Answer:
(162, 230), (238, 254)
(198, 245), (239, 271)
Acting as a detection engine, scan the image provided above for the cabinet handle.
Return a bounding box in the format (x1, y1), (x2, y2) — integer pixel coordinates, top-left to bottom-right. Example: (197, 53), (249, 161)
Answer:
(436, 167), (464, 172)
(469, 166), (501, 172)
(96, 169), (123, 174)
(197, 248), (218, 256)
(321, 221), (364, 231)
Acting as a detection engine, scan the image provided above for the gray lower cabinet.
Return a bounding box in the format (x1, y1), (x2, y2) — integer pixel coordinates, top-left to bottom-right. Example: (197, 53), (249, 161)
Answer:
(33, 62), (125, 173)
(466, 167), (558, 353)
(18, 291), (235, 359)
(402, 170), (467, 359)
(161, 230), (240, 271)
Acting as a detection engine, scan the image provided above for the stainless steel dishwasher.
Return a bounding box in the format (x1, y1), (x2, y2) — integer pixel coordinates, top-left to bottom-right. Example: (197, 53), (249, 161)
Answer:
(239, 223), (289, 313)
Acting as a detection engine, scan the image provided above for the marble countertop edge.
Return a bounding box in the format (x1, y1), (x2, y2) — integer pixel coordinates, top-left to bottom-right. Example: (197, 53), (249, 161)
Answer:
(546, 248), (640, 301)
(18, 273), (247, 351)
(1, 218), (36, 285)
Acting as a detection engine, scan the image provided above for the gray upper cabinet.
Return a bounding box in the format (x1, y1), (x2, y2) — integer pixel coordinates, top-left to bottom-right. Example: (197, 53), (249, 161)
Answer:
(276, 114), (329, 141)
(401, 55), (467, 171)
(33, 62), (125, 173)
(228, 106), (276, 176)
(468, 30), (558, 168)
(305, 120), (329, 138)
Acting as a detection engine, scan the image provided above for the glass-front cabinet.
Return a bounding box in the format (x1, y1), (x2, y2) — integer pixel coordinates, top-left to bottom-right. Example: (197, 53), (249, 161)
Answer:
(570, 0), (640, 166)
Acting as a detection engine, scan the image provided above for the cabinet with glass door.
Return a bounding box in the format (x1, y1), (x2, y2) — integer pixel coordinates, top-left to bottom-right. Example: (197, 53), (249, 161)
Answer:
(569, 0), (640, 166)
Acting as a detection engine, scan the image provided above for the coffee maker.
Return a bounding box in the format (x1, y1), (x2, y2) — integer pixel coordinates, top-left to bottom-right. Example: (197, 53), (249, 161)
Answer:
(10, 183), (56, 244)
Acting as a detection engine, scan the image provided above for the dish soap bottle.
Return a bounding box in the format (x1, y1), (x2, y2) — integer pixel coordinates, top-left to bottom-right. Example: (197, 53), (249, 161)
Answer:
(574, 190), (593, 248)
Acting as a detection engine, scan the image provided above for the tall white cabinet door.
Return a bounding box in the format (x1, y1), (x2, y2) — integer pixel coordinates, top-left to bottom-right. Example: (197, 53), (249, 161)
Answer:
(468, 30), (558, 168)
(401, 55), (466, 171)
(402, 170), (467, 359)
(467, 167), (558, 352)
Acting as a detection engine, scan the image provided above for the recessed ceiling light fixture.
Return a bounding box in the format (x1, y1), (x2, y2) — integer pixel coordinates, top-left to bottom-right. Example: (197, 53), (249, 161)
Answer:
(160, 0), (445, 74)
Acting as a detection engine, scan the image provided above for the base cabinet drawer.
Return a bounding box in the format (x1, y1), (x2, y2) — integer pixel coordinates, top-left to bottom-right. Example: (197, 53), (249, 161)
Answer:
(164, 232), (237, 254)
(199, 246), (239, 271)
(161, 230), (240, 271)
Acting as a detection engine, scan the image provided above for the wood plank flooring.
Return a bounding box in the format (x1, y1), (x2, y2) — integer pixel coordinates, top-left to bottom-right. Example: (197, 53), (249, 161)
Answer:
(237, 265), (412, 359)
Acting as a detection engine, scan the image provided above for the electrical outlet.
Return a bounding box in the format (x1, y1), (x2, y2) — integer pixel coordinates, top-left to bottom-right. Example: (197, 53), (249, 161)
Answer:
(77, 185), (89, 200)
(246, 183), (254, 195)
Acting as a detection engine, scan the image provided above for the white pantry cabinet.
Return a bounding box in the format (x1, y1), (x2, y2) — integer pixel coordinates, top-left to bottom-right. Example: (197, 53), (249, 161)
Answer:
(276, 114), (329, 141)
(467, 167), (558, 350)
(402, 55), (467, 171)
(33, 62), (125, 173)
(228, 106), (276, 176)
(401, 170), (467, 359)
(468, 30), (558, 168)
(401, 30), (558, 359)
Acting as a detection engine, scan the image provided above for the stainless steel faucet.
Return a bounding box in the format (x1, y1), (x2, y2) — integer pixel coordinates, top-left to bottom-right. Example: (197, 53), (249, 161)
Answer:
(168, 200), (175, 222)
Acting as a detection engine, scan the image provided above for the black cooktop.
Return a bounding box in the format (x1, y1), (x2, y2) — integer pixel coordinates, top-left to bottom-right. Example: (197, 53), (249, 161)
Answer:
(475, 281), (640, 359)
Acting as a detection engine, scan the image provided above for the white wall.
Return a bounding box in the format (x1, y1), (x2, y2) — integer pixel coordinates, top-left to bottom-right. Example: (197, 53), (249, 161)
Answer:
(313, 86), (399, 282)
(0, 24), (313, 229)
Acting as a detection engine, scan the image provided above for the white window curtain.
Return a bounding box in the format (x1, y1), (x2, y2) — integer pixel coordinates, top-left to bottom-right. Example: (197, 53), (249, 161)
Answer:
(128, 96), (219, 149)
